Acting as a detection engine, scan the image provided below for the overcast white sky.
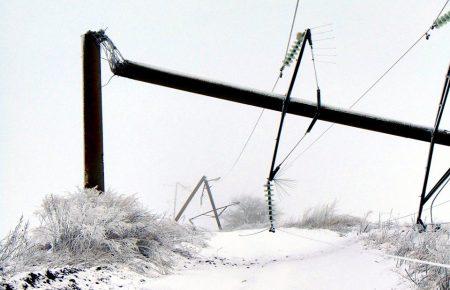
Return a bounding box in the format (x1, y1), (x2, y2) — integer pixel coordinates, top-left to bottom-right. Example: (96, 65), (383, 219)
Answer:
(1, 1), (450, 235)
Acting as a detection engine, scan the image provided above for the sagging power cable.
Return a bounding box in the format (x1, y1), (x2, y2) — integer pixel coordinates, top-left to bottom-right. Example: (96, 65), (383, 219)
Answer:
(282, 0), (450, 170)
(224, 0), (300, 178)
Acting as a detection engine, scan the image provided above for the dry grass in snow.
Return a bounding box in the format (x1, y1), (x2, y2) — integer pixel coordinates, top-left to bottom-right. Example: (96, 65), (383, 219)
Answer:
(364, 221), (450, 289)
(283, 201), (371, 234)
(221, 195), (273, 230)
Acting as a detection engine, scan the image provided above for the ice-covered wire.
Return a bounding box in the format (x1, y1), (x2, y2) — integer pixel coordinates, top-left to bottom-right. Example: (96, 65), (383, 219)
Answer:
(93, 30), (125, 71)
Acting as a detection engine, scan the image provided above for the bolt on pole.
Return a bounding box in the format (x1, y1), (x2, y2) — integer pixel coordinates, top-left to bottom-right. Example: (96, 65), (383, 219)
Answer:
(83, 31), (105, 192)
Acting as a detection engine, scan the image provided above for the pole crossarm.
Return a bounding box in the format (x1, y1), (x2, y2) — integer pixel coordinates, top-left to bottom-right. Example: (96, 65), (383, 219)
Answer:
(113, 60), (450, 146)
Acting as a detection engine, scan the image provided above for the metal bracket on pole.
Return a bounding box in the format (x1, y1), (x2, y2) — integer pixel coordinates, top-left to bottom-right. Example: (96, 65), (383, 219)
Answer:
(174, 176), (223, 230)
(416, 64), (450, 229)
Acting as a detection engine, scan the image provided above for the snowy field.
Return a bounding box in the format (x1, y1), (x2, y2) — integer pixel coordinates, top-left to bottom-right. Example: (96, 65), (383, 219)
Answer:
(2, 228), (408, 289)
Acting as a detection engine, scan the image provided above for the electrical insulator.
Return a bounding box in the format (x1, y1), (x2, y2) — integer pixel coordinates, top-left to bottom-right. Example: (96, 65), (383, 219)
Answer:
(434, 11), (450, 29)
(264, 181), (276, 232)
(280, 32), (305, 74)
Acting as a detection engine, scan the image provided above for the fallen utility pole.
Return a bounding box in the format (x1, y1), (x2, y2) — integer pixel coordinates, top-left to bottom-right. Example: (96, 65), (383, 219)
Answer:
(113, 60), (450, 146)
(175, 176), (222, 230)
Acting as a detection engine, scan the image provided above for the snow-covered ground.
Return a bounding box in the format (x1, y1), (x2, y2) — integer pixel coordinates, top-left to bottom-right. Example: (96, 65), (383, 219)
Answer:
(149, 228), (408, 290)
(2, 228), (409, 289)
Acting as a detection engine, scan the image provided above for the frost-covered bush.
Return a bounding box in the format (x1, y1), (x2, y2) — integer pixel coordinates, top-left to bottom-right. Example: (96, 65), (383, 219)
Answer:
(0, 217), (35, 275)
(222, 195), (271, 230)
(284, 202), (369, 233)
(364, 223), (450, 289)
(0, 188), (204, 277)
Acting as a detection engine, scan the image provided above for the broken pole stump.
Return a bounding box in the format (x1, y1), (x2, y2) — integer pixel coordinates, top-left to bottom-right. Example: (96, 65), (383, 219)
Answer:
(83, 31), (105, 192)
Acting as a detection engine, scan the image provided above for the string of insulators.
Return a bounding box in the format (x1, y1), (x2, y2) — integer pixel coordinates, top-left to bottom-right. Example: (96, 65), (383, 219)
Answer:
(264, 181), (276, 232)
(280, 32), (305, 76)
(434, 10), (450, 29)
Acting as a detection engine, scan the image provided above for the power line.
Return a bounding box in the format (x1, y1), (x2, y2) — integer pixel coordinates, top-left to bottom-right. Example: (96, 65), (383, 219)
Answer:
(435, 0), (450, 23)
(277, 228), (346, 248)
(381, 198), (450, 224)
(282, 1), (450, 170)
(225, 78), (280, 177)
(310, 23), (333, 30)
(224, 0), (300, 177)
(284, 0), (301, 58)
(430, 176), (450, 223)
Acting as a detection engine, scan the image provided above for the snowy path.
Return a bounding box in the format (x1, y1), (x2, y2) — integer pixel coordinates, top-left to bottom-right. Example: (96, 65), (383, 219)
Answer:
(2, 228), (409, 289)
(146, 228), (408, 290)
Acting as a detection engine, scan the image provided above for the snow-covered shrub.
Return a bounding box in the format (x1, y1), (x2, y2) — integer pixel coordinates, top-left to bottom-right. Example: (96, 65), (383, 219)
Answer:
(0, 188), (204, 277)
(284, 202), (368, 233)
(0, 217), (35, 275)
(364, 223), (450, 289)
(222, 195), (272, 230)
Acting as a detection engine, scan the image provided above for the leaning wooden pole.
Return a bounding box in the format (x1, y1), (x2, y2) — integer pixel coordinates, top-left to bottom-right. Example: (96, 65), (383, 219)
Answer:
(83, 31), (105, 192)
